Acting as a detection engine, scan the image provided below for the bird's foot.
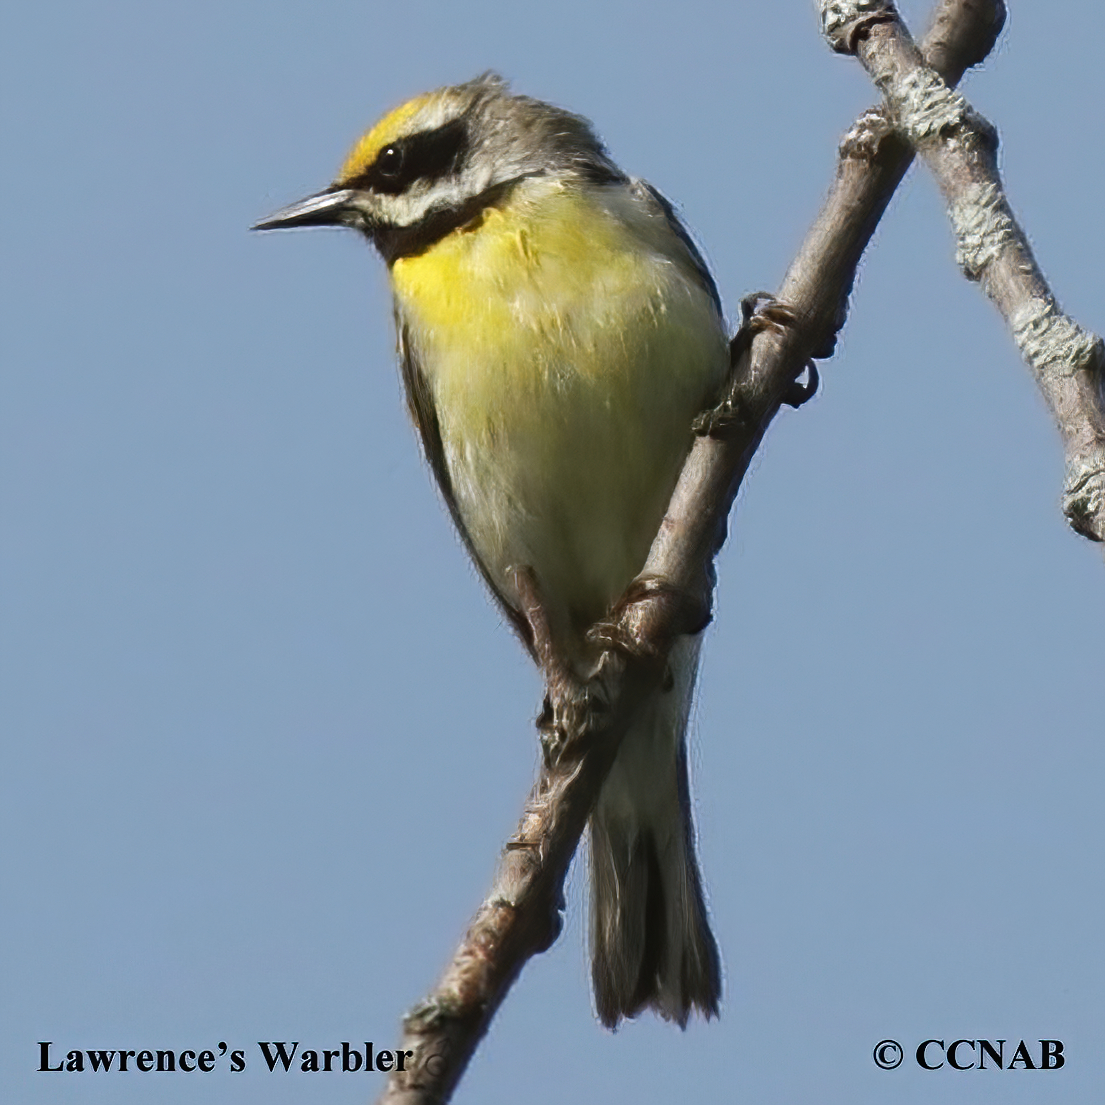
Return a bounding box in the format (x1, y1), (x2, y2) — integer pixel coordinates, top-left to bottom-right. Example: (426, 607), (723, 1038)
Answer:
(695, 292), (822, 435)
(781, 360), (819, 408)
(536, 675), (614, 768)
(587, 576), (712, 664)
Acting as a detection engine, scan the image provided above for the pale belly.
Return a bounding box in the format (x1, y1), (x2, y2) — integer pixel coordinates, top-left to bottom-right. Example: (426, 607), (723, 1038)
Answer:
(391, 179), (728, 649)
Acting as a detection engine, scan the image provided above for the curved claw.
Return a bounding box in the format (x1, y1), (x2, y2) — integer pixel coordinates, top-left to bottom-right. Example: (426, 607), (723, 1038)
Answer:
(729, 292), (802, 367)
(586, 577), (713, 663)
(781, 361), (820, 408)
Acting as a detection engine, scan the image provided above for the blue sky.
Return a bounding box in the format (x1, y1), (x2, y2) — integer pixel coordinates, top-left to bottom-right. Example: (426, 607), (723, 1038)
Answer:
(3, 2), (1104, 1103)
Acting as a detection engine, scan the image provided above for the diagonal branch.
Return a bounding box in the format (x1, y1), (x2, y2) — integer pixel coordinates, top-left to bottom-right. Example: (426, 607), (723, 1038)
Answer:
(378, 3), (1006, 1102)
(819, 0), (1105, 542)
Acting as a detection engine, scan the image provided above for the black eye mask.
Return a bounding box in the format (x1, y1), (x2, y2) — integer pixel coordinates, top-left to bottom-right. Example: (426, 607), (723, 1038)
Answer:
(355, 117), (469, 195)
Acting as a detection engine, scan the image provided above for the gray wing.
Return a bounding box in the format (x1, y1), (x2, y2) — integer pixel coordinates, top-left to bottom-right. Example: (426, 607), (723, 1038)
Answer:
(395, 312), (536, 656)
(633, 180), (724, 318)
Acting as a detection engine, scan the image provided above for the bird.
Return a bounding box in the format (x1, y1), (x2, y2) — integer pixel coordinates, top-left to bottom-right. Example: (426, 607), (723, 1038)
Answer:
(254, 73), (728, 1028)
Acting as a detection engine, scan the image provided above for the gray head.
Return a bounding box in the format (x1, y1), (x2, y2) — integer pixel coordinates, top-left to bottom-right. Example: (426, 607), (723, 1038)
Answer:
(254, 74), (625, 261)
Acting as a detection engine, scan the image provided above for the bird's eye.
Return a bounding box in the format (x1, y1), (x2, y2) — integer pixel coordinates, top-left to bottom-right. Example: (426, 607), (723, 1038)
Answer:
(377, 145), (404, 178)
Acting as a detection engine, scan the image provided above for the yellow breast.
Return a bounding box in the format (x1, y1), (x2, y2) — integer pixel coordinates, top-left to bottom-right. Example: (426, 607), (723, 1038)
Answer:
(391, 177), (728, 646)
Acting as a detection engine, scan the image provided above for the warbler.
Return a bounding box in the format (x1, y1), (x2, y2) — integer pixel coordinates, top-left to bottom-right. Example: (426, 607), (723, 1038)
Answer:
(255, 73), (727, 1028)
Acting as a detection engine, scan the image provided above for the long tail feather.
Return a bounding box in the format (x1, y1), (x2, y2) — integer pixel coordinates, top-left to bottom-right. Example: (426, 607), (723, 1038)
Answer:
(589, 635), (720, 1028)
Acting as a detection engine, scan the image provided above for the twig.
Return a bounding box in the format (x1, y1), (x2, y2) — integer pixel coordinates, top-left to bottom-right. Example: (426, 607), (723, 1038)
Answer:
(378, 3), (1006, 1102)
(819, 0), (1105, 542)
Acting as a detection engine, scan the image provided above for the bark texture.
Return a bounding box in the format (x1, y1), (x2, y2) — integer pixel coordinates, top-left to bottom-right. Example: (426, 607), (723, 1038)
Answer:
(820, 0), (1105, 541)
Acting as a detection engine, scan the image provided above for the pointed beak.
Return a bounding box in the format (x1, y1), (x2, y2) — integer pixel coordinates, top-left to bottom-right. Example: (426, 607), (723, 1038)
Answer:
(251, 188), (358, 231)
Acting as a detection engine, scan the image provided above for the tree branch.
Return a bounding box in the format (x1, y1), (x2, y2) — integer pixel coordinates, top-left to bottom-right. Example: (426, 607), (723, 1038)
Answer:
(378, 3), (1007, 1102)
(819, 0), (1105, 542)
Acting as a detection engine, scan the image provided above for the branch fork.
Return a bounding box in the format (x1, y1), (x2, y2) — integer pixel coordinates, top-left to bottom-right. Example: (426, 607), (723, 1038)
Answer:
(818, 0), (1105, 541)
